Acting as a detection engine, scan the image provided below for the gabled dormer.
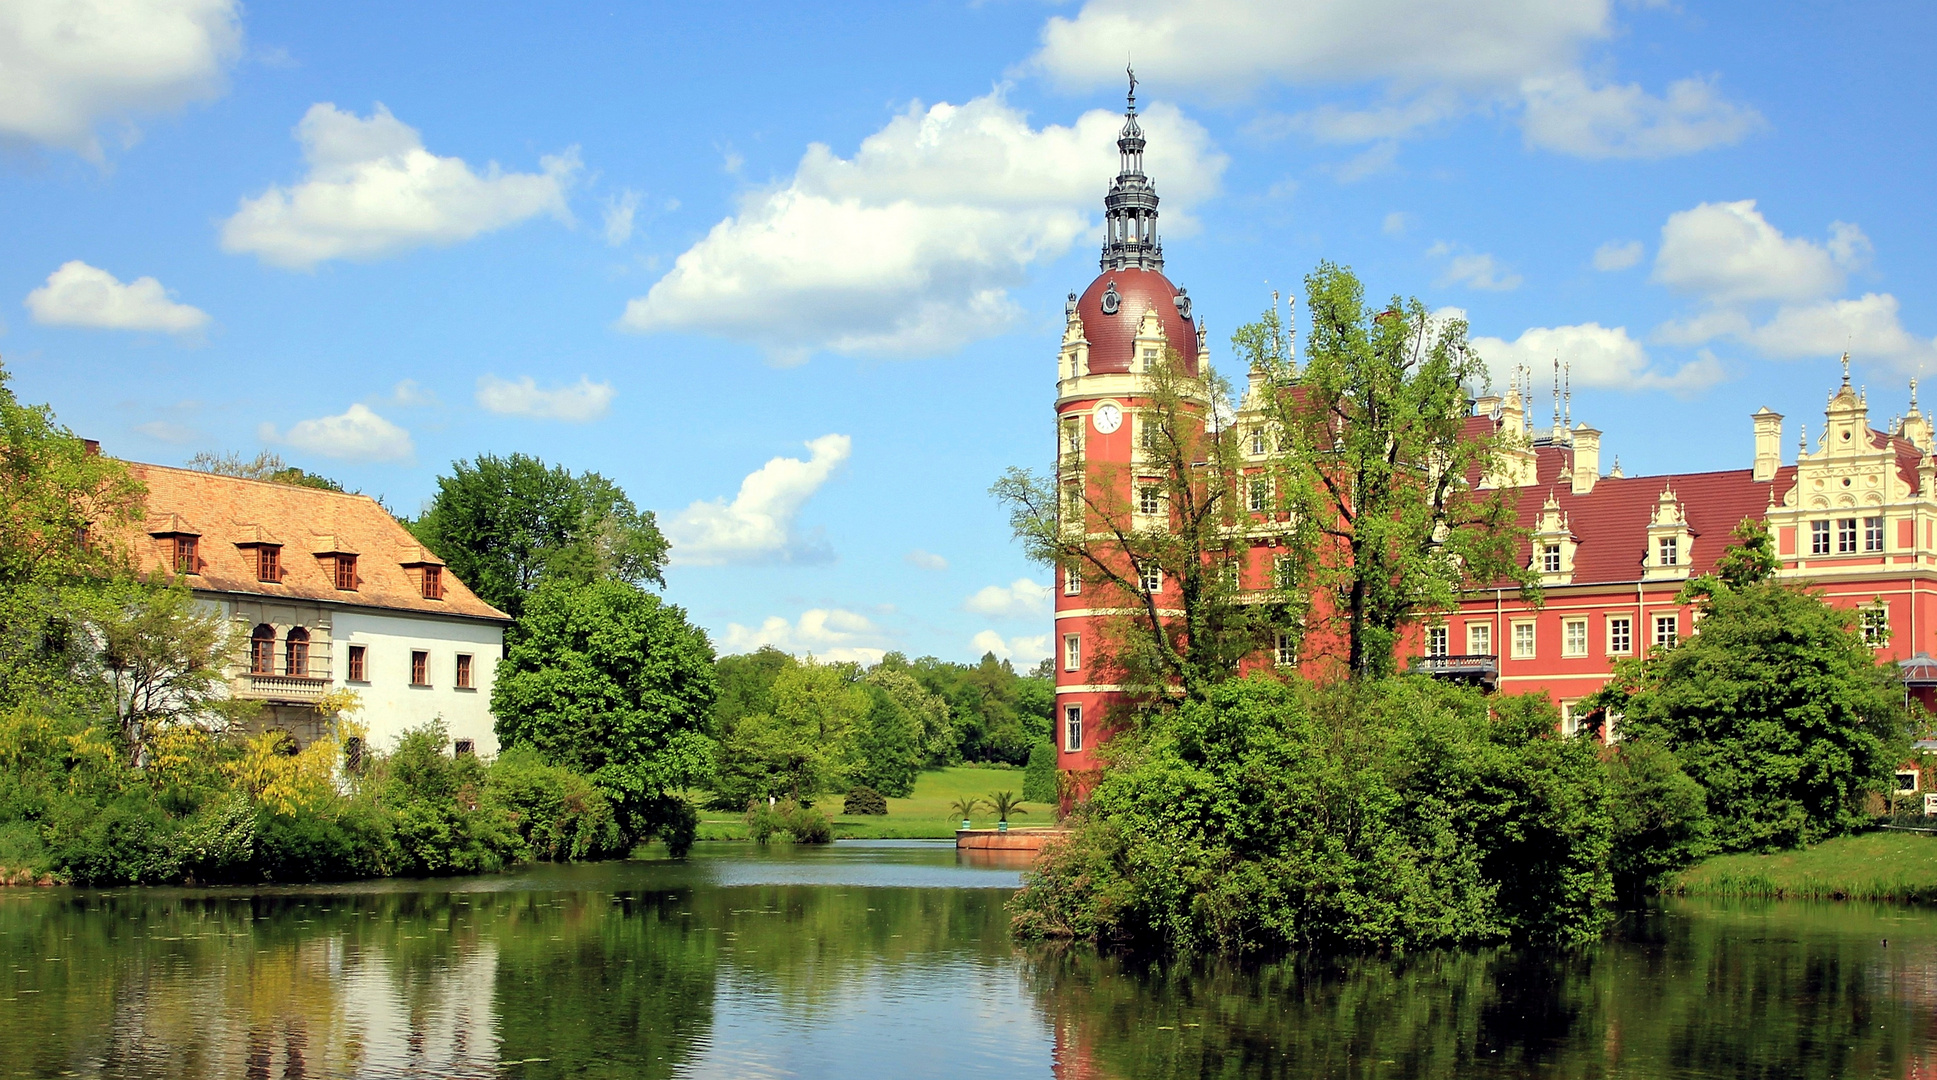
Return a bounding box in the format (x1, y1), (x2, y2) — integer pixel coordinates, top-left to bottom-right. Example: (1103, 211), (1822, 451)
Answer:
(1131, 301), (1168, 372)
(1057, 291), (1090, 381)
(1529, 491), (1578, 585)
(1643, 485), (1694, 582)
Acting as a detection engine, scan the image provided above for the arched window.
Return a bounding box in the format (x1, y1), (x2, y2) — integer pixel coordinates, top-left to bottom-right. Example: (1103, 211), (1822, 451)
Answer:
(285, 627), (310, 677)
(249, 624), (275, 675)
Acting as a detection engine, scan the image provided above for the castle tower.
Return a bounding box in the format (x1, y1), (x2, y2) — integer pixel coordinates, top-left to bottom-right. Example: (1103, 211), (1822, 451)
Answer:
(1053, 73), (1205, 781)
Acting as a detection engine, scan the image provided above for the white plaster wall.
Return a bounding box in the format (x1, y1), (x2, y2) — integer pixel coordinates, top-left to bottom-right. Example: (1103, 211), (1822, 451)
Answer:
(330, 610), (504, 755)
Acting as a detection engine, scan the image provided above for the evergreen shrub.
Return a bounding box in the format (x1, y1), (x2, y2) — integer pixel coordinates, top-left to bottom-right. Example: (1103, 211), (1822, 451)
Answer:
(843, 785), (888, 815)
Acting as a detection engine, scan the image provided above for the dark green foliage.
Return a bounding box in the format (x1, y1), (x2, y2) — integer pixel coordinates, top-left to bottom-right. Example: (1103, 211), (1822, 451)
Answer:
(843, 785), (887, 815)
(893, 651), (1052, 765)
(1604, 741), (1709, 895)
(1023, 741), (1059, 805)
(410, 453), (669, 619)
(494, 578), (717, 845)
(743, 798), (833, 843)
(849, 681), (924, 797)
(1587, 576), (1907, 853)
(712, 646), (794, 737)
(486, 744), (626, 861)
(1010, 677), (1613, 955)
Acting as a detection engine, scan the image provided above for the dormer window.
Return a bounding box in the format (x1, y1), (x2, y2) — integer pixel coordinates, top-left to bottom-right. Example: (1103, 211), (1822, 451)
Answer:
(421, 565), (443, 600)
(173, 536), (199, 575)
(334, 554), (358, 591)
(255, 545), (282, 583)
(1541, 544), (1562, 573)
(1658, 536), (1679, 567)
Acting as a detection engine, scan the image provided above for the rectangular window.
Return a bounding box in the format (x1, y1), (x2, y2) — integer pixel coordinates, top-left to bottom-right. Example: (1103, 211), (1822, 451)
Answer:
(1248, 477), (1268, 513)
(1563, 618), (1589, 657)
(1897, 770), (1920, 794)
(411, 650), (429, 687)
(1275, 632), (1297, 666)
(456, 654), (474, 689)
(1139, 561), (1163, 594)
(334, 554), (358, 591)
(1658, 536), (1679, 566)
(1512, 621), (1537, 659)
(454, 739), (475, 757)
(1654, 615), (1679, 649)
(1063, 484), (1083, 521)
(347, 644), (367, 682)
(1467, 623), (1492, 655)
(1837, 518), (1858, 554)
(1064, 420), (1083, 457)
(1560, 701), (1580, 738)
(1064, 704), (1083, 752)
(1865, 516), (1885, 552)
(1541, 544), (1562, 573)
(1064, 565), (1081, 596)
(256, 546), (281, 582)
(1427, 626), (1449, 658)
(1138, 485), (1161, 516)
(1862, 606), (1890, 647)
(1608, 616), (1632, 655)
(173, 536), (198, 575)
(1063, 634), (1081, 672)
(1811, 519), (1831, 555)
(1142, 347), (1158, 368)
(1273, 554), (1293, 590)
(420, 565), (444, 600)
(344, 736), (364, 775)
(1250, 428), (1266, 456)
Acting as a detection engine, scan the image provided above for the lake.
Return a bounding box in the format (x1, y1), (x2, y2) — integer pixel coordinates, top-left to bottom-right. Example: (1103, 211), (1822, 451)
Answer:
(3, 840), (1935, 1079)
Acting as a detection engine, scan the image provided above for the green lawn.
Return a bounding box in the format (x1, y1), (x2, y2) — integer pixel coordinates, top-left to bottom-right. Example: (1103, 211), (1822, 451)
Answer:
(1673, 830), (1937, 902)
(694, 765), (1050, 840)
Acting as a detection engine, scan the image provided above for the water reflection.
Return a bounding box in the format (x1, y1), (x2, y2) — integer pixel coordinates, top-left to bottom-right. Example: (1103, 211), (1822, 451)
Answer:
(6, 845), (1937, 1079)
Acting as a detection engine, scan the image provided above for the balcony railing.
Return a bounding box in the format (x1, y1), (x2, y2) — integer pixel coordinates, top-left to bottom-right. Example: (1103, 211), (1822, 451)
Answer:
(237, 672), (332, 702)
(1409, 653), (1499, 688)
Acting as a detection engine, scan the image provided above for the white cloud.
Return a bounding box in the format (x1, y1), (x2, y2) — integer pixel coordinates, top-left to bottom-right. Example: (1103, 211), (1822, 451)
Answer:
(667, 434), (850, 566)
(1326, 141), (1400, 184)
(1430, 244), (1521, 292)
(260, 403), (412, 463)
(1472, 322), (1725, 396)
(904, 549), (949, 571)
(1028, 0), (1758, 161)
(602, 189), (639, 246)
(1653, 200), (1865, 305)
(971, 630), (1053, 666)
(385, 378), (439, 407)
(619, 91), (1224, 362)
(24, 260), (208, 333)
(721, 608), (887, 665)
(963, 578), (1052, 618)
(1518, 72), (1763, 159)
(474, 374), (614, 422)
(0, 0), (241, 159)
(1382, 211), (1414, 237)
(1742, 294), (1937, 374)
(1592, 240), (1643, 272)
(220, 103), (580, 269)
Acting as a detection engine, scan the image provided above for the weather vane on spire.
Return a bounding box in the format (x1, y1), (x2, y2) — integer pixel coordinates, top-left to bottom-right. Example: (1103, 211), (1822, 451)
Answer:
(1126, 64), (1138, 110)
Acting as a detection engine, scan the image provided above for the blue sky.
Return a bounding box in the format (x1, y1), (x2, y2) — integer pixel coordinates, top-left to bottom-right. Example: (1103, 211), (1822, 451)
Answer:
(4, 0), (1933, 666)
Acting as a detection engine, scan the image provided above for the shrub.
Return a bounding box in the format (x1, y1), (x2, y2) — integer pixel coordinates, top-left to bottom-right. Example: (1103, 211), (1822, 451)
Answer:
(1023, 741), (1059, 806)
(843, 785), (888, 815)
(486, 745), (625, 862)
(1605, 741), (1710, 896)
(744, 798), (833, 843)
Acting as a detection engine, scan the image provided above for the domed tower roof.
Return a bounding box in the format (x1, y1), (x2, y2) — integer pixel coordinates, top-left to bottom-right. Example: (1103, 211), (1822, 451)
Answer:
(1071, 70), (1199, 375)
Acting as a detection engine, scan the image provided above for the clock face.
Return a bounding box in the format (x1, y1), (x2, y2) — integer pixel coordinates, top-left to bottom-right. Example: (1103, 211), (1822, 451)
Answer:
(1093, 403), (1123, 434)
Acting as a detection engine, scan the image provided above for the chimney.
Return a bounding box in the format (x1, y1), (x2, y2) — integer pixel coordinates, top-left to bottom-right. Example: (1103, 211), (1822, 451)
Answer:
(1571, 425), (1600, 495)
(1752, 407), (1783, 482)
(82, 438), (100, 457)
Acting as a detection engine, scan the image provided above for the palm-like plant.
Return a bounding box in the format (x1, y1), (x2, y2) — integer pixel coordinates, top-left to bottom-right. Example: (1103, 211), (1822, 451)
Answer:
(987, 790), (1029, 824)
(950, 797), (985, 824)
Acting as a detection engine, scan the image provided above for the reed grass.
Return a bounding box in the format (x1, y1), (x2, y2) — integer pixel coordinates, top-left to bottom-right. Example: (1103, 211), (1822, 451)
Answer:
(1673, 830), (1937, 903)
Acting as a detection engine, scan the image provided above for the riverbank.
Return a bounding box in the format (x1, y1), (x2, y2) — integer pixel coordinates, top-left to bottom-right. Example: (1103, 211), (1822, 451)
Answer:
(1673, 830), (1937, 901)
(694, 765), (1042, 840)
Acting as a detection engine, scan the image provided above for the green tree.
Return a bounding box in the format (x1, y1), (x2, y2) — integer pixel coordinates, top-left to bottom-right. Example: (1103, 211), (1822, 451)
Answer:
(411, 453), (669, 619)
(86, 580), (253, 767)
(1246, 263), (1536, 678)
(492, 579), (716, 845)
(895, 651), (1049, 764)
(711, 660), (868, 806)
(185, 450), (345, 492)
(1023, 741), (1059, 805)
(1586, 566), (1907, 852)
(711, 646), (795, 738)
(849, 669), (940, 797)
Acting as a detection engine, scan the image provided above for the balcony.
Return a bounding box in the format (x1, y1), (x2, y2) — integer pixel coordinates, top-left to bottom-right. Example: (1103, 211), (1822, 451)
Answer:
(237, 672), (332, 702)
(1409, 653), (1499, 691)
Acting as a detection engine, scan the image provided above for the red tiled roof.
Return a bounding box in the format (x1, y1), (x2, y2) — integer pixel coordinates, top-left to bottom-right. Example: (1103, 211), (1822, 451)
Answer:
(119, 463), (510, 623)
(1076, 267), (1198, 375)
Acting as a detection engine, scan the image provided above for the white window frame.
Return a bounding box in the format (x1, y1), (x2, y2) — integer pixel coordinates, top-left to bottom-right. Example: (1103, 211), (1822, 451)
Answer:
(1137, 484), (1162, 516)
(1511, 620), (1537, 660)
(1063, 565), (1081, 596)
(1541, 544), (1562, 573)
(1653, 614), (1679, 649)
(1560, 701), (1580, 738)
(1896, 769), (1920, 794)
(1562, 617), (1589, 658)
(1248, 476), (1269, 513)
(1837, 517), (1858, 554)
(1862, 604), (1890, 647)
(1250, 428), (1266, 456)
(1427, 625), (1449, 658)
(1467, 622), (1492, 656)
(1811, 519), (1831, 555)
(1274, 632), (1297, 666)
(1607, 616), (1632, 655)
(1865, 516), (1886, 553)
(1064, 704), (1083, 752)
(1063, 633), (1081, 672)
(1139, 561), (1163, 594)
(1658, 536), (1679, 567)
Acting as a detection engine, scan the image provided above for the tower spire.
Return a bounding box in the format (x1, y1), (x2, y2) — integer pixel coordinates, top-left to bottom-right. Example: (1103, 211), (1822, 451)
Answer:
(1100, 69), (1162, 273)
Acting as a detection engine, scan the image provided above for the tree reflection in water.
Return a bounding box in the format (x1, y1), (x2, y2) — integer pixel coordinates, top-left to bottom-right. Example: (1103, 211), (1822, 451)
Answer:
(6, 850), (1937, 1080)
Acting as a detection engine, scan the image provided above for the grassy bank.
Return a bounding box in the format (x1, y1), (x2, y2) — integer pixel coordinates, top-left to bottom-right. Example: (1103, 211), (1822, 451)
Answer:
(695, 765), (1049, 840)
(1673, 830), (1937, 902)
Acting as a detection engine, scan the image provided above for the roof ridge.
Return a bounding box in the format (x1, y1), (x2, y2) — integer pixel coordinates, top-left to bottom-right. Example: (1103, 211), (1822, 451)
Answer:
(125, 460), (384, 505)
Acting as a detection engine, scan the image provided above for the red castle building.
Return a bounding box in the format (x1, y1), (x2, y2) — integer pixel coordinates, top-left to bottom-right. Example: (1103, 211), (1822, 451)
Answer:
(1052, 85), (1937, 784)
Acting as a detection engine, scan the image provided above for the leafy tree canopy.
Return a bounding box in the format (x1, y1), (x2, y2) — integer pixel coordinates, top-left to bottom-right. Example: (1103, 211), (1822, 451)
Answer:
(411, 453), (668, 619)
(1586, 531), (1908, 852)
(186, 450), (346, 493)
(493, 579), (716, 842)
